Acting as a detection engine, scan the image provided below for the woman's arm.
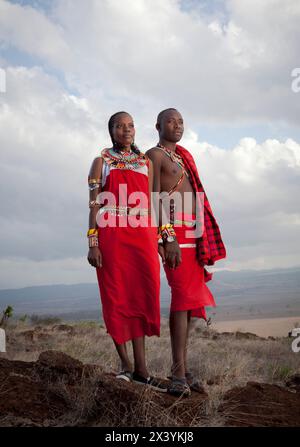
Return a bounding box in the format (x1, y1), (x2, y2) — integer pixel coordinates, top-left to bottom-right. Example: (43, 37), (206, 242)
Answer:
(87, 156), (103, 268)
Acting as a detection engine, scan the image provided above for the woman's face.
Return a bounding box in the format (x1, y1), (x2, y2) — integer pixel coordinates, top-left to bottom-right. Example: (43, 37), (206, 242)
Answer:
(112, 113), (135, 148)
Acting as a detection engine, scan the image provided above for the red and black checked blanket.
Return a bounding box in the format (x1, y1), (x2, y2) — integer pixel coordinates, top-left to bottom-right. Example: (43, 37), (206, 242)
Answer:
(175, 144), (226, 280)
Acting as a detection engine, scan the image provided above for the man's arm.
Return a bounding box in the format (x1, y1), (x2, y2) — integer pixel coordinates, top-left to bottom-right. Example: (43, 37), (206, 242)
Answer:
(146, 148), (181, 269)
(87, 156), (103, 268)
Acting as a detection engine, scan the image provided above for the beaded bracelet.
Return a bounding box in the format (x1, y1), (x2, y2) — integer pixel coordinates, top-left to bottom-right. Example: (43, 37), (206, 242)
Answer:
(160, 223), (176, 242)
(88, 235), (99, 248)
(89, 199), (101, 209)
(87, 228), (98, 237)
(87, 228), (99, 248)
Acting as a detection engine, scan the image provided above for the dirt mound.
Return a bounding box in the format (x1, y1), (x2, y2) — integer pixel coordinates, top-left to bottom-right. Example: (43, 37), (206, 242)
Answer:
(219, 381), (300, 426)
(1, 351), (299, 427)
(0, 350), (208, 427)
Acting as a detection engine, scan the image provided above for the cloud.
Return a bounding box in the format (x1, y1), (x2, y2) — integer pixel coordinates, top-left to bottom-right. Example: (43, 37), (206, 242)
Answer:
(1, 0), (300, 126)
(184, 133), (300, 271)
(1, 65), (300, 288)
(0, 0), (300, 287)
(0, 0), (72, 68)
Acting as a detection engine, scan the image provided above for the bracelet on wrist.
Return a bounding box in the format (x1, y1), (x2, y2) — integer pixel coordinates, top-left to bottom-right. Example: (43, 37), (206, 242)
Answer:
(87, 228), (99, 248)
(87, 228), (98, 237)
(160, 223), (176, 242)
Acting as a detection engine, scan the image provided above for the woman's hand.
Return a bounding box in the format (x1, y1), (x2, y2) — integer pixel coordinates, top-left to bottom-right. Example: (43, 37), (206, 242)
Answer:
(87, 247), (102, 268)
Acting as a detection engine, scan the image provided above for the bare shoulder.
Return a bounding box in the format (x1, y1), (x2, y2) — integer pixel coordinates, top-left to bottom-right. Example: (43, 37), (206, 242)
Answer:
(145, 147), (164, 163)
(91, 155), (103, 167)
(89, 155), (103, 178)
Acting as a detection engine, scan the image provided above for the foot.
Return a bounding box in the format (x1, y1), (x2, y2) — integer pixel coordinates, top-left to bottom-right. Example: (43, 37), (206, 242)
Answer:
(167, 376), (191, 397)
(115, 370), (132, 382)
(185, 372), (206, 393)
(132, 371), (167, 393)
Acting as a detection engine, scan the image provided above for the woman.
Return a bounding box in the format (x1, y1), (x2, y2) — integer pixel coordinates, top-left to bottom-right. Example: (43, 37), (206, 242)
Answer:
(87, 111), (165, 391)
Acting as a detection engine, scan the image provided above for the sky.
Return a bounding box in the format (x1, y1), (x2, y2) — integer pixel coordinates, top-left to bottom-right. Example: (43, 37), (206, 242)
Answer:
(0, 0), (300, 289)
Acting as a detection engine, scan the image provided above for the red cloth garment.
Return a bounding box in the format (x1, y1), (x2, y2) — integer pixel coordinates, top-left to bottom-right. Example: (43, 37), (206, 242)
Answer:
(96, 152), (160, 345)
(164, 213), (216, 321)
(175, 144), (227, 281)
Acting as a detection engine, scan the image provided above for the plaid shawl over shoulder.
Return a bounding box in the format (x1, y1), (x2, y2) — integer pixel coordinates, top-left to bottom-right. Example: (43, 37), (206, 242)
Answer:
(175, 144), (226, 281)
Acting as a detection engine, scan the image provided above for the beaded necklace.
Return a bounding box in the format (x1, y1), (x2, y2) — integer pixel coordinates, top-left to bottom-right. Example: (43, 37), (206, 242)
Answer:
(101, 147), (147, 170)
(156, 143), (189, 177)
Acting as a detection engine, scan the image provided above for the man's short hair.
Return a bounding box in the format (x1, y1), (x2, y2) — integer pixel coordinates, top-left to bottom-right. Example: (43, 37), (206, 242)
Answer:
(156, 108), (178, 126)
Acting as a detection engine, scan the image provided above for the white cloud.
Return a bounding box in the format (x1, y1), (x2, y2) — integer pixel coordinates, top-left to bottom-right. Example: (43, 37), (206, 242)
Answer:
(0, 0), (72, 68)
(184, 133), (300, 271)
(1, 0), (299, 125)
(0, 0), (300, 287)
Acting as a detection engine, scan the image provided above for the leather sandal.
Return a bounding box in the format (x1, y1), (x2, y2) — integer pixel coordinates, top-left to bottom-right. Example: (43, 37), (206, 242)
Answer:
(185, 372), (206, 393)
(167, 376), (191, 397)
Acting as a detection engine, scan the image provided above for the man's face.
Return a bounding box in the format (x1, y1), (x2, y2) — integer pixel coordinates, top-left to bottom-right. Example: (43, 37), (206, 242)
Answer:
(157, 110), (184, 143)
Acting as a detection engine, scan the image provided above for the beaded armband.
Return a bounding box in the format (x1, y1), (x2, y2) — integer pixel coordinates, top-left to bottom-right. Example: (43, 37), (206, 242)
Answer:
(87, 228), (99, 248)
(88, 177), (102, 191)
(89, 199), (101, 209)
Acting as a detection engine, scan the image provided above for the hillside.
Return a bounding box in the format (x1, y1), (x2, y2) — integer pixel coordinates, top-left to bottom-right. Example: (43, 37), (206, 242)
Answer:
(0, 318), (299, 427)
(0, 267), (300, 322)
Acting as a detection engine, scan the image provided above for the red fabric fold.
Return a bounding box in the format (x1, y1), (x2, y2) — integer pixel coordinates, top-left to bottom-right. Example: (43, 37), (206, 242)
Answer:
(164, 214), (216, 322)
(175, 144), (227, 281)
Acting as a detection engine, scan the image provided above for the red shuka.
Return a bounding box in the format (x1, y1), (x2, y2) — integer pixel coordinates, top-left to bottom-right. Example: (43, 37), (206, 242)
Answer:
(175, 144), (226, 281)
(96, 156), (160, 345)
(164, 213), (216, 321)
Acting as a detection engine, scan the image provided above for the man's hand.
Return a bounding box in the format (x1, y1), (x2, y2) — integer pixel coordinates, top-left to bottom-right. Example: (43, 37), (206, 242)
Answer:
(164, 240), (182, 269)
(87, 247), (102, 268)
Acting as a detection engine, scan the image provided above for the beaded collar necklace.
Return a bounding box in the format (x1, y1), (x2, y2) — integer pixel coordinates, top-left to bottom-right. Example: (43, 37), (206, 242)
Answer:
(101, 147), (147, 170)
(156, 143), (189, 176)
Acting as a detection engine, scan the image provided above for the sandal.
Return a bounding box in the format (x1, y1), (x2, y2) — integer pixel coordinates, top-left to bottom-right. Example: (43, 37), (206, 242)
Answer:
(115, 370), (132, 382)
(185, 372), (206, 394)
(167, 377), (191, 397)
(167, 372), (206, 394)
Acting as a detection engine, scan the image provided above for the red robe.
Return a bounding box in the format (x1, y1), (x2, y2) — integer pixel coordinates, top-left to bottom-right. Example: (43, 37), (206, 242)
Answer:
(164, 145), (226, 321)
(96, 153), (160, 344)
(164, 212), (216, 321)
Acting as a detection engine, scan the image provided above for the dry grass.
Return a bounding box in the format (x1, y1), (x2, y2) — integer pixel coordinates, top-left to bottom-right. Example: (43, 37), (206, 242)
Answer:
(1, 317), (299, 427)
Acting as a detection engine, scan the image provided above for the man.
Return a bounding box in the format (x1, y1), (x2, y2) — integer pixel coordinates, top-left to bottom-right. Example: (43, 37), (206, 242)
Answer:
(146, 108), (226, 397)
